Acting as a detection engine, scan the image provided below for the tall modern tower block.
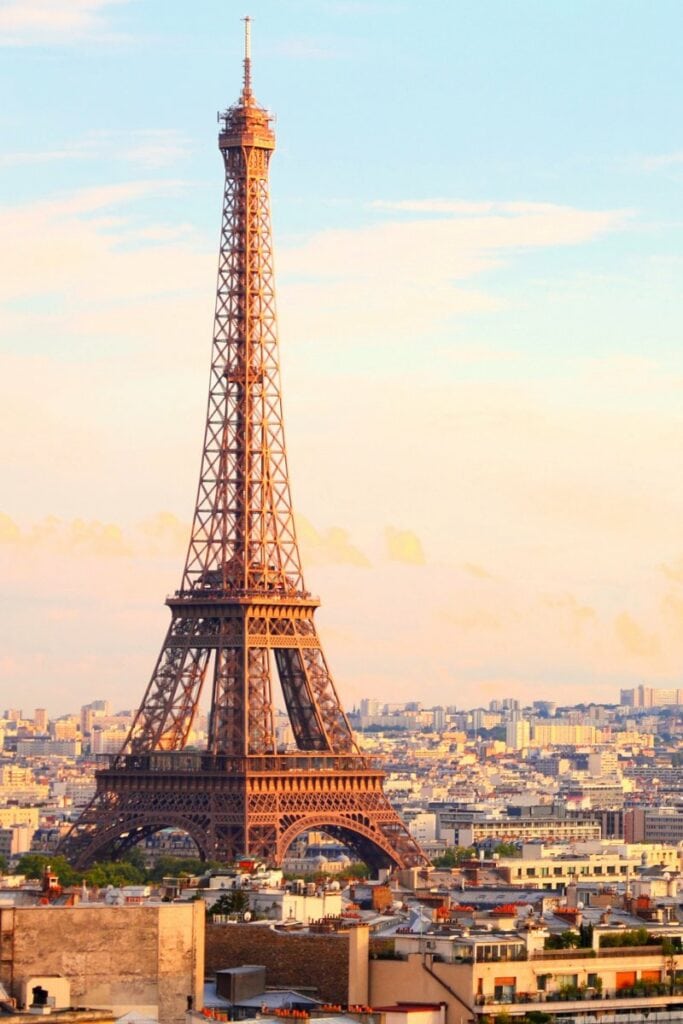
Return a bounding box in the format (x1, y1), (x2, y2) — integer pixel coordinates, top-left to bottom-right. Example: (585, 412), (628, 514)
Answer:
(60, 24), (426, 873)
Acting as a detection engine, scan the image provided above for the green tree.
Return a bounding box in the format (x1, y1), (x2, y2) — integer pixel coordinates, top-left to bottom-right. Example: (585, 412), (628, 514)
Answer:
(84, 861), (146, 888)
(0, 854), (8, 875)
(122, 846), (147, 872)
(492, 842), (519, 858)
(432, 846), (475, 868)
(14, 854), (80, 886)
(208, 889), (249, 918)
(146, 855), (224, 882)
(545, 930), (581, 950)
(344, 862), (370, 879)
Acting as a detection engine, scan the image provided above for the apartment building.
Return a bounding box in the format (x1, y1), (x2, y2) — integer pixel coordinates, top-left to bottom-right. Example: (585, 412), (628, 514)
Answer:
(495, 842), (680, 890)
(625, 807), (683, 844)
(370, 927), (683, 1024)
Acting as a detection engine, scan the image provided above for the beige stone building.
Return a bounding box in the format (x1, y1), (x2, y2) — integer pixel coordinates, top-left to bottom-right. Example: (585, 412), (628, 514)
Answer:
(0, 902), (204, 1023)
(496, 842), (681, 889)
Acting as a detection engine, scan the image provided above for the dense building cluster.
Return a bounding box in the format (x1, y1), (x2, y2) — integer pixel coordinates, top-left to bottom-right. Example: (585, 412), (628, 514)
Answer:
(2, 691), (683, 1022)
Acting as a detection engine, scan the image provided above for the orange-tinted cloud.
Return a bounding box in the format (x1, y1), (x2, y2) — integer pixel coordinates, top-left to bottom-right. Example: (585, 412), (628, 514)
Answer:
(543, 593), (596, 638)
(461, 562), (493, 580)
(296, 515), (370, 567)
(138, 511), (189, 555)
(661, 558), (683, 584)
(444, 609), (502, 633)
(615, 612), (659, 658)
(0, 512), (132, 557)
(385, 527), (425, 565)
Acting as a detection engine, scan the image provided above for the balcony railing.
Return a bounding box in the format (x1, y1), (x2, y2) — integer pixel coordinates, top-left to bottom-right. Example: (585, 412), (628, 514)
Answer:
(530, 945), (669, 961)
(474, 990), (683, 1012)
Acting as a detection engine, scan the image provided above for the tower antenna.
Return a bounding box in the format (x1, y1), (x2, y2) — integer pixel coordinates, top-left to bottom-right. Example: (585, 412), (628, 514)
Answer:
(242, 15), (252, 98)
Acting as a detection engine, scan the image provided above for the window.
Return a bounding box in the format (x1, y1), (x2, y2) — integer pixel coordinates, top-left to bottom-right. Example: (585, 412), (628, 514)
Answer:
(616, 971), (636, 990)
(494, 978), (516, 1003)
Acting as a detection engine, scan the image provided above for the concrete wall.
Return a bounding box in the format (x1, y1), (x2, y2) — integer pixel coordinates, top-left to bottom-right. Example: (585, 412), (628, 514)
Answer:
(206, 922), (349, 1003)
(370, 955), (473, 1022)
(0, 902), (204, 1024)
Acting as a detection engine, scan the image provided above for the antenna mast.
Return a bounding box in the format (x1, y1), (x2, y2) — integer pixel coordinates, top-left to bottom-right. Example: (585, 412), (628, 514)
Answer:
(242, 15), (252, 98)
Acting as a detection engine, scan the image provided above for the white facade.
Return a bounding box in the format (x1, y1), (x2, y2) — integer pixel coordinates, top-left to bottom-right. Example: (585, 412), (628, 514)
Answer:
(409, 812), (437, 844)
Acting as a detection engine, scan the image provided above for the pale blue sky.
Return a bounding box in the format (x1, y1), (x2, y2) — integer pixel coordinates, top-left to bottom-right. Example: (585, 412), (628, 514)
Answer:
(1, 1), (683, 713)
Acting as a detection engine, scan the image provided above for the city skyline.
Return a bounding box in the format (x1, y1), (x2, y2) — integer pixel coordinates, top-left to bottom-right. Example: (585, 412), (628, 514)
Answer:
(1, 1), (683, 714)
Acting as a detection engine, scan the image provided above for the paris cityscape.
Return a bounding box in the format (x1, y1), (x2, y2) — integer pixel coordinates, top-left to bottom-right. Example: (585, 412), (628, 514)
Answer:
(1, 3), (683, 1024)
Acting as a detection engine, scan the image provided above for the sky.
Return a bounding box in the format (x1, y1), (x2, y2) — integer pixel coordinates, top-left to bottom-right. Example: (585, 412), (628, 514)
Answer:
(1, 0), (683, 716)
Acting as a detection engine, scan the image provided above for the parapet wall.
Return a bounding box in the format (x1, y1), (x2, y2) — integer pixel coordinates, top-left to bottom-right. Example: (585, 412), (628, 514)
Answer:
(205, 922), (350, 1003)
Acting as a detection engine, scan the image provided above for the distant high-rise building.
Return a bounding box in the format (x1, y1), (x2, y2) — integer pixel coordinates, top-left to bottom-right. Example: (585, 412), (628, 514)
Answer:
(620, 685), (683, 708)
(587, 750), (619, 778)
(33, 708), (48, 732)
(638, 685), (654, 708)
(472, 709), (502, 731)
(80, 700), (112, 736)
(432, 706), (446, 731)
(531, 723), (596, 746)
(50, 716), (79, 741)
(359, 698), (381, 718)
(506, 719), (530, 750)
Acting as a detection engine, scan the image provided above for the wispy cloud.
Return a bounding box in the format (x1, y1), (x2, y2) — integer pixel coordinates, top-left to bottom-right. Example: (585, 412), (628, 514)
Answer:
(369, 198), (604, 216)
(0, 0), (130, 47)
(661, 557), (683, 585)
(279, 198), (631, 346)
(636, 152), (683, 171)
(543, 593), (596, 640)
(461, 562), (494, 580)
(615, 611), (658, 658)
(0, 511), (189, 558)
(0, 130), (191, 171)
(0, 180), (207, 314)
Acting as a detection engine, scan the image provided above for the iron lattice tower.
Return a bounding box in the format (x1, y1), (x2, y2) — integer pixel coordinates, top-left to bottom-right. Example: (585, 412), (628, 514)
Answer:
(60, 23), (426, 873)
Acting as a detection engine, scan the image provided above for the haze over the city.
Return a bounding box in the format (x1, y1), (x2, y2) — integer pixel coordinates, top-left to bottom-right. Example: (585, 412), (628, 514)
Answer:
(1, 0), (683, 714)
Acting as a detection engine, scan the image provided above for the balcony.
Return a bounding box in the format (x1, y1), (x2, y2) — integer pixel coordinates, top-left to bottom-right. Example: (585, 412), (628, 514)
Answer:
(474, 991), (683, 1019)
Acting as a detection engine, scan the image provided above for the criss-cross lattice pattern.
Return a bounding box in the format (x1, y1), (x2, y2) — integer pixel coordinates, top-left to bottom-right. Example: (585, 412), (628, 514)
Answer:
(117, 86), (356, 757)
(58, 53), (427, 874)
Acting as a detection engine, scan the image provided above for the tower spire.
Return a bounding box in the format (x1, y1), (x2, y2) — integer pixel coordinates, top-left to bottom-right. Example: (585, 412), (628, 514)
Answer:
(242, 15), (252, 100)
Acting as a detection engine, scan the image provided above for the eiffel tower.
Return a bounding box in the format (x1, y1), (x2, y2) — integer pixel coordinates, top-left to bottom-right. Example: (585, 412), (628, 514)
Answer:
(60, 21), (426, 874)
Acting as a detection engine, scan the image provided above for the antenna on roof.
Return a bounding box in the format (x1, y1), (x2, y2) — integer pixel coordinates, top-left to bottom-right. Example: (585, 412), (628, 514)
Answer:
(242, 15), (252, 98)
